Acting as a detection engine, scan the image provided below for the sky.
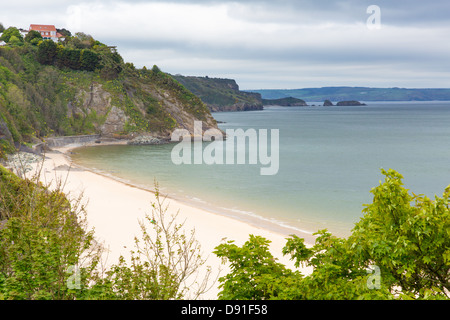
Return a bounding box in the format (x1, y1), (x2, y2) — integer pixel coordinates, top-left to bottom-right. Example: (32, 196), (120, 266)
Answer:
(1, 0), (450, 90)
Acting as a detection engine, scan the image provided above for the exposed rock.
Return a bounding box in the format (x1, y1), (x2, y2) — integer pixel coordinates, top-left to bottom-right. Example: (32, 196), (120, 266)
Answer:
(100, 106), (128, 135)
(209, 102), (263, 112)
(336, 100), (367, 106)
(127, 135), (168, 145)
(4, 152), (44, 176)
(172, 75), (263, 112)
(262, 97), (308, 106)
(323, 100), (334, 106)
(0, 119), (14, 147)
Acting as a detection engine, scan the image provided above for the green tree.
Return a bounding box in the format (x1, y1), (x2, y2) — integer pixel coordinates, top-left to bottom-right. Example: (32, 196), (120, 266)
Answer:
(80, 49), (99, 71)
(37, 40), (57, 65)
(89, 184), (216, 299)
(0, 23), (5, 33)
(0, 165), (103, 299)
(215, 169), (450, 300)
(214, 235), (303, 300)
(56, 47), (81, 70)
(349, 169), (450, 298)
(95, 46), (124, 80)
(71, 32), (95, 49)
(8, 35), (23, 46)
(0, 27), (23, 43)
(24, 30), (43, 44)
(151, 64), (161, 74)
(56, 28), (72, 38)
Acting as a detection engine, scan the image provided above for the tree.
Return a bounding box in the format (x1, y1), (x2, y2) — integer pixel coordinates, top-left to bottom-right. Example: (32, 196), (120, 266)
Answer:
(8, 35), (23, 47)
(37, 40), (57, 65)
(68, 32), (95, 49)
(215, 169), (450, 300)
(80, 49), (99, 71)
(0, 27), (23, 43)
(56, 47), (81, 70)
(56, 28), (72, 38)
(348, 169), (450, 298)
(95, 46), (124, 80)
(89, 184), (216, 300)
(0, 23), (5, 33)
(0, 164), (103, 299)
(151, 64), (161, 74)
(214, 235), (302, 300)
(25, 30), (43, 44)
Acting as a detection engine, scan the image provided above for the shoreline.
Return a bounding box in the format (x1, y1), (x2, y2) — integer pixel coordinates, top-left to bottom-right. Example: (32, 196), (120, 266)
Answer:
(67, 141), (319, 242)
(23, 140), (315, 299)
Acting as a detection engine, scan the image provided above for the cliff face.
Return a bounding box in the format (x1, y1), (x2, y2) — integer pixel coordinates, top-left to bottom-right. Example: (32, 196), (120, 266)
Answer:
(0, 45), (217, 156)
(172, 75), (263, 112)
(69, 77), (217, 138)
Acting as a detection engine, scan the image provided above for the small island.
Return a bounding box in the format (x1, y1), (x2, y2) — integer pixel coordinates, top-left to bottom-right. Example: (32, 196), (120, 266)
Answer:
(323, 99), (334, 106)
(336, 100), (367, 106)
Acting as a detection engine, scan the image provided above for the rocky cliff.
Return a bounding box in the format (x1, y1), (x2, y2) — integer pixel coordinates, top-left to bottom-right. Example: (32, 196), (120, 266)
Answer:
(172, 75), (263, 112)
(0, 44), (218, 157)
(262, 97), (307, 106)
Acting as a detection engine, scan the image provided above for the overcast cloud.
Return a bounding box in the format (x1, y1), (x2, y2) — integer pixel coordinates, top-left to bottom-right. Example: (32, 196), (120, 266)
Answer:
(1, 0), (449, 89)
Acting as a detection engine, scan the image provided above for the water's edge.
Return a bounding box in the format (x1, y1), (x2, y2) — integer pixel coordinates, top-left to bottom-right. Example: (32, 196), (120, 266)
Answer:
(67, 144), (321, 243)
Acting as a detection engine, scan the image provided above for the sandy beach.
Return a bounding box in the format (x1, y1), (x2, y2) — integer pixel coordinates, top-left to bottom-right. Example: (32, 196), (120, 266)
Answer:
(24, 142), (314, 299)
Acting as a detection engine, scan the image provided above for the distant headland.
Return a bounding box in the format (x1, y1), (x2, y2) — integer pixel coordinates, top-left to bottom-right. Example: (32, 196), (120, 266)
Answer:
(247, 86), (450, 102)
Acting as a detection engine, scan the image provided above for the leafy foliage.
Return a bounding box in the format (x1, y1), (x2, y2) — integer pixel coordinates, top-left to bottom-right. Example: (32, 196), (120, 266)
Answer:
(0, 167), (216, 300)
(90, 185), (215, 300)
(173, 75), (263, 111)
(24, 30), (43, 44)
(37, 40), (57, 65)
(214, 235), (302, 300)
(0, 165), (102, 299)
(215, 169), (450, 300)
(0, 31), (216, 156)
(0, 27), (23, 44)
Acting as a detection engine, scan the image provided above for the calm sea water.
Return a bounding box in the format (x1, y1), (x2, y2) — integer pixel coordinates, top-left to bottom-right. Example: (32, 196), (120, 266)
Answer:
(70, 102), (450, 237)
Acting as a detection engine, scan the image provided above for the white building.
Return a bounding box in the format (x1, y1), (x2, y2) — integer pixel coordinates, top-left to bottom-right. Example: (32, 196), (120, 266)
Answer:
(29, 24), (64, 42)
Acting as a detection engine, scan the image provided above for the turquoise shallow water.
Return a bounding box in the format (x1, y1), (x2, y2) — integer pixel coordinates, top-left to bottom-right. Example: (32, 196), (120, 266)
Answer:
(71, 102), (450, 237)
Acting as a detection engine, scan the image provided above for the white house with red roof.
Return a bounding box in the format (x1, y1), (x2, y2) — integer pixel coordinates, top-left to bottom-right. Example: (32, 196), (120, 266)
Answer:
(29, 24), (64, 42)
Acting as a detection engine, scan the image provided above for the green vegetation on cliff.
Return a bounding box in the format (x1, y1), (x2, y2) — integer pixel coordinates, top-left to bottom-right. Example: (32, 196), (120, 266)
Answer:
(262, 97), (307, 106)
(0, 30), (216, 158)
(172, 75), (263, 112)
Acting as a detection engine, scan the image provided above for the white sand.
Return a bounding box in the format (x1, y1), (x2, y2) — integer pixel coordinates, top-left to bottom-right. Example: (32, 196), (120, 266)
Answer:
(27, 143), (314, 299)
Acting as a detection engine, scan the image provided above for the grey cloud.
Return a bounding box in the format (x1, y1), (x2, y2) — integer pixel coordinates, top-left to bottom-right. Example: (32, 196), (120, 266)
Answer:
(1, 0), (450, 89)
(132, 0), (450, 26)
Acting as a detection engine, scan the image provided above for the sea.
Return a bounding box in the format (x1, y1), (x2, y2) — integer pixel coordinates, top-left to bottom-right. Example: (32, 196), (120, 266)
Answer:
(70, 101), (450, 238)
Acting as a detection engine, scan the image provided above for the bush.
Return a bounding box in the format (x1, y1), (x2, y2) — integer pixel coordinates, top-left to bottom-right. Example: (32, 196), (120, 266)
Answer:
(215, 169), (450, 300)
(0, 165), (102, 299)
(37, 40), (57, 65)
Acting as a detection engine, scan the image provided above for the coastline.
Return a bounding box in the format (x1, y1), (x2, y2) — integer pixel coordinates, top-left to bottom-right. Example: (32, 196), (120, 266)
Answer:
(68, 147), (319, 240)
(26, 140), (314, 299)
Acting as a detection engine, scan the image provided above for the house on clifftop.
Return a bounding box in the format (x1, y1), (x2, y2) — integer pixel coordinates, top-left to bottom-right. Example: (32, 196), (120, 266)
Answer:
(29, 24), (65, 42)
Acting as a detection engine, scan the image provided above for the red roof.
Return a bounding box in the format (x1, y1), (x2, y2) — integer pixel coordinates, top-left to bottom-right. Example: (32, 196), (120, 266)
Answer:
(29, 24), (57, 33)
